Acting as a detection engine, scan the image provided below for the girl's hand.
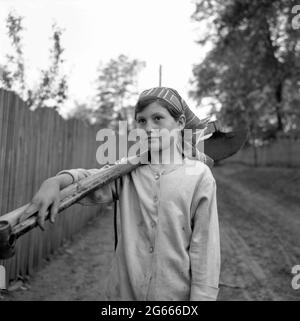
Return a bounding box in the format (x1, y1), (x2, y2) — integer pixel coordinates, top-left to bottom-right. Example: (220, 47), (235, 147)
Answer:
(23, 177), (61, 230)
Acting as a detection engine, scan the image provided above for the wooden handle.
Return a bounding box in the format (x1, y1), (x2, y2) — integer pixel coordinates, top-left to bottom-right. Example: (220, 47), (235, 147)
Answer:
(0, 151), (149, 259)
(0, 121), (247, 259)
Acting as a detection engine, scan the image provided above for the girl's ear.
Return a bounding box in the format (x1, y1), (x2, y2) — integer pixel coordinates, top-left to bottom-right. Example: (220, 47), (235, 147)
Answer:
(177, 114), (186, 130)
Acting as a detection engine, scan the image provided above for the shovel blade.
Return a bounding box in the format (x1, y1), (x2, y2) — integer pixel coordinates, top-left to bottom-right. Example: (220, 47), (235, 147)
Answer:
(203, 129), (249, 162)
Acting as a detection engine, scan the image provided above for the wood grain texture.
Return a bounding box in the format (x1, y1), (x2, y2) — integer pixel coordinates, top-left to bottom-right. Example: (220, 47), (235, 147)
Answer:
(0, 89), (101, 280)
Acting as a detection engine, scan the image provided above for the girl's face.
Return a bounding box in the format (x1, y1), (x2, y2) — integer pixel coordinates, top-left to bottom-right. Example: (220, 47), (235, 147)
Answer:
(135, 101), (185, 153)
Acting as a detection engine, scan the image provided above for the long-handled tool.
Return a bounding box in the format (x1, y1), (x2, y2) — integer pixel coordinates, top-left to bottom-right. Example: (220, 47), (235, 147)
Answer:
(0, 120), (248, 259)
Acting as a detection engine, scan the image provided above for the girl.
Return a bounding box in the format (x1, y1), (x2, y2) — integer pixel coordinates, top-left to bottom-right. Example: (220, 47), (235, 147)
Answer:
(25, 87), (220, 301)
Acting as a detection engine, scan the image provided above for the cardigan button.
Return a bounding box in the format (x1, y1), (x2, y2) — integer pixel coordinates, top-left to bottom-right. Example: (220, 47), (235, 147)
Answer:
(149, 246), (154, 253)
(154, 173), (160, 180)
(153, 196), (158, 202)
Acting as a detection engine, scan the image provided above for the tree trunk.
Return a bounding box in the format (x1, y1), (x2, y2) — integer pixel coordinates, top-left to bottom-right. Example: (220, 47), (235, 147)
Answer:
(275, 82), (284, 132)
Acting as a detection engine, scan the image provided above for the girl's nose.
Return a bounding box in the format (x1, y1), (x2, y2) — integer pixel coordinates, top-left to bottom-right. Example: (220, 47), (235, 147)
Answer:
(145, 120), (160, 136)
(145, 123), (155, 134)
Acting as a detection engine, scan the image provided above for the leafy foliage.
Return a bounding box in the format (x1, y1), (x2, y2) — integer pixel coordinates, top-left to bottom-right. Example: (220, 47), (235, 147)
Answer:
(190, 0), (300, 141)
(29, 23), (68, 110)
(0, 12), (68, 111)
(69, 55), (145, 129)
(0, 12), (26, 95)
(93, 54), (145, 129)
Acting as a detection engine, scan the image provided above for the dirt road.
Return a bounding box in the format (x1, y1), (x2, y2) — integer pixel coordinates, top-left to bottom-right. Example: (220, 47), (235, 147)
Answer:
(1, 163), (300, 301)
(215, 163), (300, 300)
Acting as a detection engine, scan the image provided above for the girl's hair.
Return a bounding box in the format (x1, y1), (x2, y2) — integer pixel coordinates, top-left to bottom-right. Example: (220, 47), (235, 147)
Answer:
(134, 97), (184, 121)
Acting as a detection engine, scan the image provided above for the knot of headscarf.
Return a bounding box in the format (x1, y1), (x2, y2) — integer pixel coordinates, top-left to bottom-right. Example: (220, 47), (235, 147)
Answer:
(137, 87), (214, 168)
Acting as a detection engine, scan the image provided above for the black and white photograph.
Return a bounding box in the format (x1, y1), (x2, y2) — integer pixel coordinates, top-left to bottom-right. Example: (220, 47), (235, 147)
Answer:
(0, 0), (300, 305)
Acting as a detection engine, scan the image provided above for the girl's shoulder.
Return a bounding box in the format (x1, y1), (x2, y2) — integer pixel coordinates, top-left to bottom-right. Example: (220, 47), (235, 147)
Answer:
(182, 157), (214, 180)
(182, 159), (216, 202)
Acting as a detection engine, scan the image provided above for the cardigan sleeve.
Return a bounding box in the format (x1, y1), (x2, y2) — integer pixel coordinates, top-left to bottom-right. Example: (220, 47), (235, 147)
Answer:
(189, 168), (221, 301)
(56, 165), (119, 205)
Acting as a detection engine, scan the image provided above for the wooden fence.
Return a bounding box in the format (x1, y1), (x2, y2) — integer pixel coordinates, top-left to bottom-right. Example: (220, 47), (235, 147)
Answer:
(224, 137), (300, 167)
(0, 88), (106, 284)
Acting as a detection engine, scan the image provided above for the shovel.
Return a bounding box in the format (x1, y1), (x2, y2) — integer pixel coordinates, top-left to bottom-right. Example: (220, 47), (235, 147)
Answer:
(0, 120), (248, 259)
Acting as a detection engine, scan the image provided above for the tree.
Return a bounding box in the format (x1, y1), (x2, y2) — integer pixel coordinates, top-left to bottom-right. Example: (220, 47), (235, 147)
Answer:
(0, 11), (26, 97)
(0, 11), (68, 111)
(94, 54), (145, 130)
(29, 23), (68, 110)
(68, 101), (95, 125)
(190, 0), (300, 141)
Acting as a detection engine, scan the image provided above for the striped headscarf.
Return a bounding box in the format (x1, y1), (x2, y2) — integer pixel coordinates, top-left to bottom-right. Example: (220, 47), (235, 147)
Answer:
(139, 87), (209, 130)
(137, 87), (214, 167)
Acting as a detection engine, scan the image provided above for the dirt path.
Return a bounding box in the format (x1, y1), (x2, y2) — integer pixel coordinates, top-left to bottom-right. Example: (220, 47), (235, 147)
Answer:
(1, 163), (300, 301)
(1, 206), (115, 301)
(215, 163), (300, 301)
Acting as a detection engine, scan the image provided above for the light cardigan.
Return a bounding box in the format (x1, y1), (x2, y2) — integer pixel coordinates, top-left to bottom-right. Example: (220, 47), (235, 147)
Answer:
(57, 157), (220, 301)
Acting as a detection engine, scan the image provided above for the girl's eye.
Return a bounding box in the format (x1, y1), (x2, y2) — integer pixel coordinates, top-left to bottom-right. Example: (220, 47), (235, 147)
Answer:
(137, 119), (145, 124)
(154, 116), (162, 121)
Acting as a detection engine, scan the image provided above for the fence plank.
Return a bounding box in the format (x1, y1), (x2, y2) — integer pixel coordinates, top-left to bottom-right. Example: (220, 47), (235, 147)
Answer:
(225, 138), (300, 168)
(0, 88), (103, 282)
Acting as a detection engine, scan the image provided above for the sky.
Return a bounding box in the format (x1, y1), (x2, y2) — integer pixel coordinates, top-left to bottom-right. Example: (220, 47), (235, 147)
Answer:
(0, 0), (216, 118)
